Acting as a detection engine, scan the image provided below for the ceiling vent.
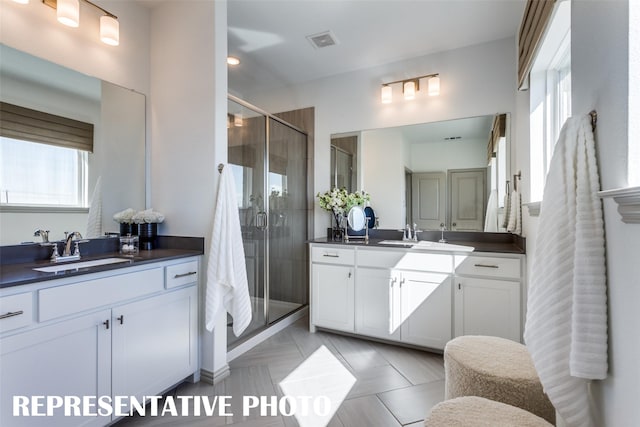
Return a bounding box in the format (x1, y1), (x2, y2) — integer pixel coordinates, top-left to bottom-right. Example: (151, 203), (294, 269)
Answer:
(306, 31), (339, 49)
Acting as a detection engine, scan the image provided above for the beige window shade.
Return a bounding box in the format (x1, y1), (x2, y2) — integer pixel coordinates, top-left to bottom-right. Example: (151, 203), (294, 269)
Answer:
(487, 114), (506, 163)
(518, 0), (557, 90)
(0, 102), (94, 152)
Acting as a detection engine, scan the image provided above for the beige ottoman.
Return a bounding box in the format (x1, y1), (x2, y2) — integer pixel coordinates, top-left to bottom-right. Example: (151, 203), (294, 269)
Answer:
(444, 336), (555, 424)
(424, 396), (554, 427)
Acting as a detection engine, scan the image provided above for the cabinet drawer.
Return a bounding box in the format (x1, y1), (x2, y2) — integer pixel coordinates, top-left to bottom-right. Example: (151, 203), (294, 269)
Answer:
(0, 292), (33, 333)
(455, 255), (521, 279)
(311, 246), (355, 265)
(39, 268), (164, 322)
(165, 260), (199, 289)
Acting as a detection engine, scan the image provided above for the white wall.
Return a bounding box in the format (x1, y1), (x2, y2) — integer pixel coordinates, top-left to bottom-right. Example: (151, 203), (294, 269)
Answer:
(149, 0), (228, 375)
(237, 37), (518, 237)
(515, 1), (640, 426)
(572, 1), (640, 425)
(410, 138), (487, 172)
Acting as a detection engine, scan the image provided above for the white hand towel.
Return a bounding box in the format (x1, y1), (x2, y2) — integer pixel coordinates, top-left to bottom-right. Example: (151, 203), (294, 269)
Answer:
(506, 190), (521, 235)
(524, 114), (607, 427)
(484, 189), (499, 232)
(205, 165), (252, 336)
(501, 191), (511, 229)
(85, 176), (102, 238)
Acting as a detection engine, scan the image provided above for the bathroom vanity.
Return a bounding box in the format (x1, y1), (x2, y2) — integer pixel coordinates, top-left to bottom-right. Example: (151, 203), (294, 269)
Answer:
(309, 234), (525, 351)
(0, 238), (203, 426)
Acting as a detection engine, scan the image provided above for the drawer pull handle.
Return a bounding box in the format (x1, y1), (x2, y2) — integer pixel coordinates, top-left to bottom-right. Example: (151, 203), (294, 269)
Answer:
(0, 310), (24, 320)
(474, 263), (499, 269)
(322, 254), (339, 258)
(174, 271), (197, 279)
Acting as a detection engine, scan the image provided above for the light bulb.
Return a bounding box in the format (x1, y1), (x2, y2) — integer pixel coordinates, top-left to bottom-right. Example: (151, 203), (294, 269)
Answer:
(403, 81), (416, 100)
(57, 0), (79, 27)
(100, 15), (119, 46)
(12, 0), (29, 5)
(234, 114), (243, 127)
(381, 85), (392, 104)
(428, 76), (440, 96)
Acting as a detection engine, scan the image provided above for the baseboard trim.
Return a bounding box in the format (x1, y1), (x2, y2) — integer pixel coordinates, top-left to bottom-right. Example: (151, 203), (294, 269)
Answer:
(200, 365), (230, 385)
(227, 307), (309, 362)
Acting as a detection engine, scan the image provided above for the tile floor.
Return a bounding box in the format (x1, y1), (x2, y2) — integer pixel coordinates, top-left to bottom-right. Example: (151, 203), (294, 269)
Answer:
(115, 316), (445, 426)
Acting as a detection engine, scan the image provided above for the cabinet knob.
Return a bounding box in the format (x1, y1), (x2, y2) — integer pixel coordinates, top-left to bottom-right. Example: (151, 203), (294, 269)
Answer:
(458, 283), (462, 290)
(117, 315), (124, 325)
(103, 319), (110, 330)
(348, 271), (352, 279)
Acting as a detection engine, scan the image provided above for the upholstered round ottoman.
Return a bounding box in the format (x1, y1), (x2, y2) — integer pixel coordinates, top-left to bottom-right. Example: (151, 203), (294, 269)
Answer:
(444, 336), (555, 424)
(424, 396), (554, 427)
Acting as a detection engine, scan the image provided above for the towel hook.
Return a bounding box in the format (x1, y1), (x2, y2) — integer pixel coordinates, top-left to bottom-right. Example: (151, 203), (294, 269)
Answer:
(590, 110), (597, 132)
(513, 171), (521, 192)
(218, 163), (224, 174)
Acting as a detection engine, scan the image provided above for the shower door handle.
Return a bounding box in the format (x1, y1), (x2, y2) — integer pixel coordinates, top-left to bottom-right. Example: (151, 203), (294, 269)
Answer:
(256, 211), (268, 230)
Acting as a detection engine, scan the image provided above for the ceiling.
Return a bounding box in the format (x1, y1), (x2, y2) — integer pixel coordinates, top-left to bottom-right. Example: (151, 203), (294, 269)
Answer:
(228, 0), (527, 92)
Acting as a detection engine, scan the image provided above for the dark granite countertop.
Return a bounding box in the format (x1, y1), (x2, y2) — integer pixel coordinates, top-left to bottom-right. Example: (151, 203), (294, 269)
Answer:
(0, 236), (204, 289)
(309, 230), (526, 254)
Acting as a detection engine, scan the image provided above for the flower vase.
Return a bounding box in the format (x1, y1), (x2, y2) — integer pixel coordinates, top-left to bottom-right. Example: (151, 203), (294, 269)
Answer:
(138, 223), (158, 250)
(119, 223), (139, 236)
(332, 212), (344, 242)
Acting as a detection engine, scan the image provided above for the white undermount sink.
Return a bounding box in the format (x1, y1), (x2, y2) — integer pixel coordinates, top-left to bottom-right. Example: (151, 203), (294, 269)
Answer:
(378, 240), (416, 246)
(33, 257), (132, 273)
(412, 240), (475, 252)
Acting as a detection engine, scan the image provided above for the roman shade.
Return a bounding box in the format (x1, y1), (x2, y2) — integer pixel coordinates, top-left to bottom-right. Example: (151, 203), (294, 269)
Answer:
(0, 102), (94, 152)
(487, 113), (506, 163)
(518, 0), (557, 90)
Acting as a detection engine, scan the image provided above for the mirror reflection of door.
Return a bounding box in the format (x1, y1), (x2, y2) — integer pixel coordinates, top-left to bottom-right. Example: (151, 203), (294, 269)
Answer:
(330, 135), (357, 192)
(411, 172), (446, 230)
(449, 168), (487, 231)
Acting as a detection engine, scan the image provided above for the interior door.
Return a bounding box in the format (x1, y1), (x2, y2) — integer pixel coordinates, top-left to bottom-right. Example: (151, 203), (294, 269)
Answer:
(449, 168), (487, 231)
(412, 172), (446, 230)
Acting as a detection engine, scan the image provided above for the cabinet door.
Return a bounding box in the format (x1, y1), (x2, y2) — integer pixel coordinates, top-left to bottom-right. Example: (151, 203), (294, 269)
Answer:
(0, 310), (111, 427)
(112, 286), (197, 407)
(454, 277), (521, 342)
(400, 271), (452, 349)
(311, 264), (354, 332)
(355, 268), (401, 341)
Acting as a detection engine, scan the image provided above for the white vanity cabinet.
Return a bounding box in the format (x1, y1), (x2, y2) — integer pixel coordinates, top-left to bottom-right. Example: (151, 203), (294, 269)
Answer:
(0, 256), (200, 427)
(453, 254), (524, 342)
(310, 242), (525, 351)
(310, 246), (355, 332)
(354, 249), (452, 349)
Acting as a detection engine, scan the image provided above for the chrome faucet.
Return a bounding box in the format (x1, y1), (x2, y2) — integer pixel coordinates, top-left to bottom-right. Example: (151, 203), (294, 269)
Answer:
(33, 229), (50, 243)
(403, 224), (412, 241)
(63, 231), (83, 257)
(412, 223), (421, 242)
(439, 224), (448, 243)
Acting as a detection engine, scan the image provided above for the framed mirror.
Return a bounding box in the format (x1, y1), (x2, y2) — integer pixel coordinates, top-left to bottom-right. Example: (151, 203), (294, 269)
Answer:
(0, 44), (146, 245)
(332, 114), (510, 232)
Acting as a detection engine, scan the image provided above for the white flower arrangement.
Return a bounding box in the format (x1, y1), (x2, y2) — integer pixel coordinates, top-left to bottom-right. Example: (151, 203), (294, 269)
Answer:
(317, 188), (370, 216)
(113, 208), (137, 224)
(113, 208), (165, 224)
(132, 208), (165, 224)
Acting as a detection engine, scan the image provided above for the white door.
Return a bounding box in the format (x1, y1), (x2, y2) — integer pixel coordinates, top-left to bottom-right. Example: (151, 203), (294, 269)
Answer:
(0, 310), (111, 427)
(454, 277), (521, 342)
(311, 264), (355, 332)
(112, 287), (197, 408)
(400, 271), (452, 349)
(412, 172), (446, 230)
(355, 268), (401, 340)
(449, 169), (486, 231)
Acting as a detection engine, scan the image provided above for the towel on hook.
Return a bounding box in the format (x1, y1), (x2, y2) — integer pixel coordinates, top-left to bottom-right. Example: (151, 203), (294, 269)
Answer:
(205, 164), (252, 336)
(524, 114), (607, 427)
(501, 183), (511, 229)
(85, 176), (102, 238)
(484, 189), (499, 232)
(506, 190), (521, 235)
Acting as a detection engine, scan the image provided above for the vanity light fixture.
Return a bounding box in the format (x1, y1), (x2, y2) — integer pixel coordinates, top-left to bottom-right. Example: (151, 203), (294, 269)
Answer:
(380, 73), (440, 104)
(234, 113), (243, 127)
(12, 0), (30, 5)
(43, 0), (119, 46)
(227, 56), (240, 66)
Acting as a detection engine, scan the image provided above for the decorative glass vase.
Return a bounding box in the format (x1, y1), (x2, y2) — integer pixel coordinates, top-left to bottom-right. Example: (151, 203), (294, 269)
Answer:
(332, 212), (344, 242)
(138, 222), (158, 250)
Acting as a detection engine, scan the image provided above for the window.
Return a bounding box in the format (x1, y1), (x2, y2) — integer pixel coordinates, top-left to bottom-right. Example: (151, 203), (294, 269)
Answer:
(529, 0), (571, 203)
(0, 137), (88, 207)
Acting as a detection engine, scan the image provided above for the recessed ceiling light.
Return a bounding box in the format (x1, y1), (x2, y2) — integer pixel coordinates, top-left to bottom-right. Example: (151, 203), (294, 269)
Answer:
(227, 56), (240, 66)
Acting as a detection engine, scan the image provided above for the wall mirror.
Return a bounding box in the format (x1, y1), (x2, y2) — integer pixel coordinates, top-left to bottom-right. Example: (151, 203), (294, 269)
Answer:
(331, 113), (510, 232)
(0, 44), (146, 245)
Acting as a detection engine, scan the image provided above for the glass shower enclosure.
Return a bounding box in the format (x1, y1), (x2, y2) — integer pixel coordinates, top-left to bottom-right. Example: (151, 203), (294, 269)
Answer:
(227, 96), (309, 347)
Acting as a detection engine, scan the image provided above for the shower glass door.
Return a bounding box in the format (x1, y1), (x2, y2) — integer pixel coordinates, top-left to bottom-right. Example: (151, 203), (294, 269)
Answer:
(227, 98), (308, 347)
